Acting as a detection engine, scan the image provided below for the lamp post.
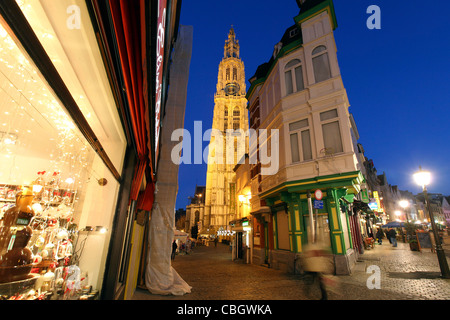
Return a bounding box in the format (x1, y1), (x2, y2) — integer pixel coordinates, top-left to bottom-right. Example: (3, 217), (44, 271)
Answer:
(413, 167), (450, 279)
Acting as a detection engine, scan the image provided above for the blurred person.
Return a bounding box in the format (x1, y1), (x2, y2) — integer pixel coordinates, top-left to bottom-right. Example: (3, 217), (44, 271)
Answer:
(300, 242), (334, 300)
(171, 240), (178, 260)
(376, 228), (384, 244)
(388, 228), (397, 247)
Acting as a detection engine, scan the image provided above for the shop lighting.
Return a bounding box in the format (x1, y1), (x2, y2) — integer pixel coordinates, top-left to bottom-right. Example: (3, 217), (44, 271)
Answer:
(399, 200), (409, 208)
(96, 226), (108, 234)
(32, 184), (43, 193)
(1, 132), (18, 145)
(238, 192), (252, 205)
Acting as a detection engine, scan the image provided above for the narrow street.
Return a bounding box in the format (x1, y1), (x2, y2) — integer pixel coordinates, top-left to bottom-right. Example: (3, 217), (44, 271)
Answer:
(133, 241), (450, 301)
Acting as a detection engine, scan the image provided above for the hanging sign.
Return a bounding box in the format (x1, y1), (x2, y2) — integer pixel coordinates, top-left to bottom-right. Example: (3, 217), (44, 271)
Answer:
(361, 189), (369, 203)
(373, 191), (383, 213)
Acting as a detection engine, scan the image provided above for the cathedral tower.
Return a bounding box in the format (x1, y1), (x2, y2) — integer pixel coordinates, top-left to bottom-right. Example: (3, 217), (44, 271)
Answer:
(204, 27), (248, 234)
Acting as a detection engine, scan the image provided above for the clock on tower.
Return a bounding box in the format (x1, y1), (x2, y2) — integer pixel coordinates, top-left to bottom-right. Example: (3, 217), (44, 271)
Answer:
(225, 82), (240, 96)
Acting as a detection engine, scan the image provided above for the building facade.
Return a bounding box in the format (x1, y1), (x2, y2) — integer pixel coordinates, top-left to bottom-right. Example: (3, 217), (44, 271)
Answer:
(246, 0), (364, 275)
(185, 186), (206, 237)
(204, 27), (249, 237)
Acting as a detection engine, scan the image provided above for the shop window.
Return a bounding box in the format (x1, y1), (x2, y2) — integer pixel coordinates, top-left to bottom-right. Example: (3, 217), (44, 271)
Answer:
(0, 15), (125, 299)
(312, 45), (331, 83)
(304, 215), (331, 246)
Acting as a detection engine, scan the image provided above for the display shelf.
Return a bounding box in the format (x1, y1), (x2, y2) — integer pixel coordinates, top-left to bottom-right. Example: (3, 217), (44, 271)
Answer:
(0, 273), (39, 297)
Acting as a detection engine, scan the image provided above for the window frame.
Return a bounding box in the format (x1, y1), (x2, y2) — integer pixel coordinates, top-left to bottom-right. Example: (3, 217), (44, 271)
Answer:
(311, 45), (331, 84)
(320, 108), (343, 154)
(284, 58), (304, 96)
(288, 118), (313, 163)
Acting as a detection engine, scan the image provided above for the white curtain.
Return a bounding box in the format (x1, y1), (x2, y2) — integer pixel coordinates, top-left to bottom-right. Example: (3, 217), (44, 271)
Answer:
(145, 25), (193, 296)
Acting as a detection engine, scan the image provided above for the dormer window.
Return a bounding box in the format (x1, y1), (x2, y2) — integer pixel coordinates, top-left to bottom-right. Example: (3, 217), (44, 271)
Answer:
(289, 28), (299, 38)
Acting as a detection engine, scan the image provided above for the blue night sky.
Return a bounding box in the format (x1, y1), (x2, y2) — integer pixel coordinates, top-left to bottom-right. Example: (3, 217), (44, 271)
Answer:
(175, 0), (450, 210)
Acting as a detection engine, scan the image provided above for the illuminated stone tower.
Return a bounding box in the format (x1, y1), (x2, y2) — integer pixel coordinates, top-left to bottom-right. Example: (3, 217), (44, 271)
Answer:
(204, 27), (248, 235)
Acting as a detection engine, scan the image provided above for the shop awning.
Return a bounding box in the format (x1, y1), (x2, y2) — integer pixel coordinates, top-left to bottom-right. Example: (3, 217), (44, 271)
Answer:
(352, 200), (373, 215)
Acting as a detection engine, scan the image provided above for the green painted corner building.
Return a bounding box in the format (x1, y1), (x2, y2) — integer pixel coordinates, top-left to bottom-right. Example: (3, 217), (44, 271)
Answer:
(247, 0), (366, 274)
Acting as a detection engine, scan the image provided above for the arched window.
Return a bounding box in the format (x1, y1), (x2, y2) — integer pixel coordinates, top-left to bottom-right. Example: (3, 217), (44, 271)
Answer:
(226, 68), (230, 80)
(284, 58), (304, 95)
(312, 45), (331, 83)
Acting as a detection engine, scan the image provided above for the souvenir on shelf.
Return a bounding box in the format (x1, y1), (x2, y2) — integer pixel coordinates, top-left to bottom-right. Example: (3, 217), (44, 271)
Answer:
(0, 169), (86, 299)
(0, 188), (35, 283)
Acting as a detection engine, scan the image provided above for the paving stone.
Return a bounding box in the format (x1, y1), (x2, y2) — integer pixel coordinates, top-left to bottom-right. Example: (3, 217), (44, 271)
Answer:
(132, 241), (450, 301)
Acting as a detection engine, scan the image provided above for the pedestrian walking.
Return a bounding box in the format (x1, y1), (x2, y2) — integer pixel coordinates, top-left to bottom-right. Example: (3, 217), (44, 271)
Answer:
(376, 228), (384, 244)
(214, 237), (218, 247)
(388, 228), (397, 247)
(385, 228), (391, 243)
(171, 240), (178, 260)
(301, 243), (334, 300)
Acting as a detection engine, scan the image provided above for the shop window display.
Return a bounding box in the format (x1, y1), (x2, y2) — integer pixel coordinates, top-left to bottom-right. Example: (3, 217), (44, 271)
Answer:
(0, 16), (122, 300)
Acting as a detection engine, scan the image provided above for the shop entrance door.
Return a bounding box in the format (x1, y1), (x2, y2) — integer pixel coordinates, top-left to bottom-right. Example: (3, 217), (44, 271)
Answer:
(264, 222), (269, 264)
(237, 232), (243, 259)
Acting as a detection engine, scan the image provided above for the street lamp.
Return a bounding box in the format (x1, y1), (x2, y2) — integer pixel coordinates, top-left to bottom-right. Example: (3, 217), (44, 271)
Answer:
(399, 200), (410, 222)
(413, 166), (450, 279)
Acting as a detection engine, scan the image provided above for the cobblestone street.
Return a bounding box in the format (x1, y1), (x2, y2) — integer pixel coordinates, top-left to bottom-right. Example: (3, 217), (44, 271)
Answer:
(133, 240), (450, 301)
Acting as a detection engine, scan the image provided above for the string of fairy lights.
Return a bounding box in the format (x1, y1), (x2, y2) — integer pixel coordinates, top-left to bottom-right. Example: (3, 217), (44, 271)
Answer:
(0, 16), (95, 216)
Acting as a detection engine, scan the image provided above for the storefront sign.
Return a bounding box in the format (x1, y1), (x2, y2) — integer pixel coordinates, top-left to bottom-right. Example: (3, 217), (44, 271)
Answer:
(361, 189), (369, 203)
(368, 201), (378, 210)
(155, 0), (167, 167)
(373, 191), (383, 213)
